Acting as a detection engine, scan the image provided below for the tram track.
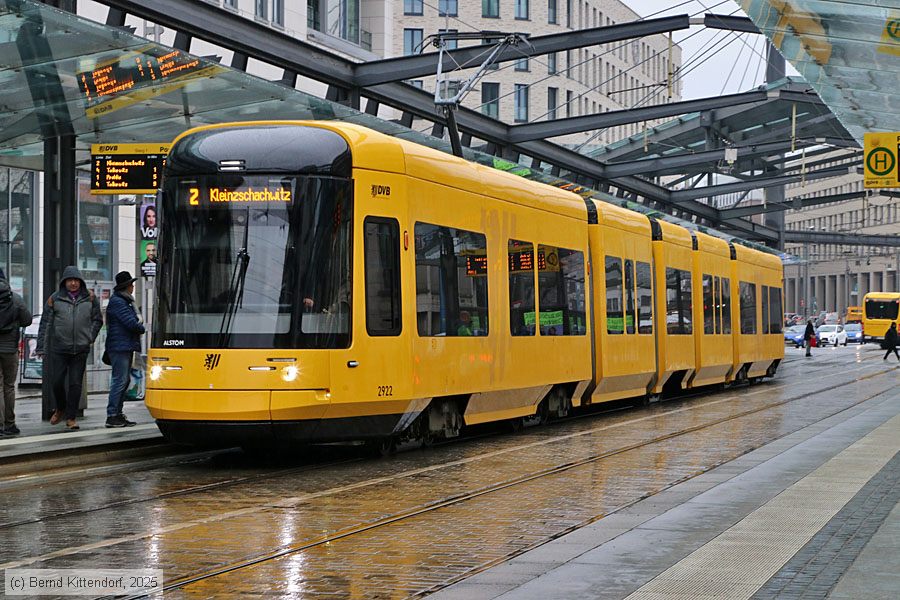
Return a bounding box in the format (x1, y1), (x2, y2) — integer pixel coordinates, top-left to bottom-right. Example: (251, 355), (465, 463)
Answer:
(0, 351), (880, 535)
(107, 357), (896, 598)
(0, 350), (856, 532)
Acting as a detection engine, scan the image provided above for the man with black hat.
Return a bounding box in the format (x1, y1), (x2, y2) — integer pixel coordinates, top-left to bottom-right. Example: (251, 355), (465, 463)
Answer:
(104, 271), (144, 427)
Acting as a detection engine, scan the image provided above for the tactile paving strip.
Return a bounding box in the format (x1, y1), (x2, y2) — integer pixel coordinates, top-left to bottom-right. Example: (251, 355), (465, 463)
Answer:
(625, 413), (900, 600)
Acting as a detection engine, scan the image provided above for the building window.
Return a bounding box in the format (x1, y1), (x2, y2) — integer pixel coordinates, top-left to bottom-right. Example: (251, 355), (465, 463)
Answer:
(307, 0), (320, 30)
(547, 87), (558, 120)
(539, 246), (586, 335)
(404, 28), (423, 55)
(514, 84), (529, 122)
(272, 0), (284, 26)
(255, 0), (268, 19)
(566, 0), (572, 28)
(483, 0), (499, 18)
(482, 82), (500, 118)
(547, 52), (557, 74)
(415, 223), (489, 337)
(364, 218), (402, 336)
(515, 57), (529, 71)
(439, 0), (458, 16)
(224, 0), (237, 7)
(439, 29), (458, 50)
(566, 90), (573, 118)
(404, 0), (423, 15)
(548, 0), (557, 23)
(515, 0), (529, 19)
(508, 239), (535, 336)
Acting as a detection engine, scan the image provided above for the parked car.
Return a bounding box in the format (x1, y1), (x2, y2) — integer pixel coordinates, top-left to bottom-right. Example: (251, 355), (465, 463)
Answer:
(784, 325), (806, 348)
(817, 324), (847, 347)
(844, 323), (864, 344)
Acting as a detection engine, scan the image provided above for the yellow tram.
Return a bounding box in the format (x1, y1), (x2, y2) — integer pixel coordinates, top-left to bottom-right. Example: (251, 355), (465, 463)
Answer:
(145, 121), (783, 447)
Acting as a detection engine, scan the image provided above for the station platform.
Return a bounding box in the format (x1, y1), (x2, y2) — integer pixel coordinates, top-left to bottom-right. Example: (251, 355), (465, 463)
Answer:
(0, 389), (160, 462)
(431, 370), (900, 600)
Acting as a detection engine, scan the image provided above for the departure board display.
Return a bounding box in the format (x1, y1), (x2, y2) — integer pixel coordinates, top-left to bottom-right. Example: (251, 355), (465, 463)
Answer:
(466, 255), (488, 277)
(78, 49), (205, 107)
(508, 248), (534, 273)
(91, 143), (169, 195)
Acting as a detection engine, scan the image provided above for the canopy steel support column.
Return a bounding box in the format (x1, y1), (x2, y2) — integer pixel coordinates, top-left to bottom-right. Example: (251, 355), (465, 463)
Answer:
(42, 135), (77, 305)
(764, 41), (787, 250)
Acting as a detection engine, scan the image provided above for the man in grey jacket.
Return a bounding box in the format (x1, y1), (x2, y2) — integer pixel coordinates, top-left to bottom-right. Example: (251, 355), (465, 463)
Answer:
(0, 270), (32, 436)
(36, 266), (103, 431)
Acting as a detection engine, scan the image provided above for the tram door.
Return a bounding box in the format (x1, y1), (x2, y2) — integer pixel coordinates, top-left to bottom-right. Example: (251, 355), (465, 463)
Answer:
(328, 180), (413, 429)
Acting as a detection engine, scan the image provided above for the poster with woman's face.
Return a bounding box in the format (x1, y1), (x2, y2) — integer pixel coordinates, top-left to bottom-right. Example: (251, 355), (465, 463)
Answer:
(140, 201), (158, 240)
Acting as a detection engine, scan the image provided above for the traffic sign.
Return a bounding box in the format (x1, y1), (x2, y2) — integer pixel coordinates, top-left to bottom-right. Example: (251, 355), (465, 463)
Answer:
(864, 133), (900, 188)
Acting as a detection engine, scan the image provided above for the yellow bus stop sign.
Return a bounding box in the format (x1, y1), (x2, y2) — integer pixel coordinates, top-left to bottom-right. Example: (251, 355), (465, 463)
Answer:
(864, 133), (900, 188)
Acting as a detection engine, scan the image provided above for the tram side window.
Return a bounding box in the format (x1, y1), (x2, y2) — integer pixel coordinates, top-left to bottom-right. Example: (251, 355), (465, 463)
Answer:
(364, 218), (401, 336)
(703, 274), (714, 334)
(605, 256), (623, 335)
(769, 286), (783, 334)
(761, 285), (770, 334)
(721, 277), (732, 334)
(539, 246), (586, 335)
(508, 239), (535, 336)
(624, 259), (636, 334)
(739, 281), (757, 334)
(714, 276), (722, 334)
(636, 261), (652, 334)
(665, 267), (692, 335)
(415, 223), (489, 337)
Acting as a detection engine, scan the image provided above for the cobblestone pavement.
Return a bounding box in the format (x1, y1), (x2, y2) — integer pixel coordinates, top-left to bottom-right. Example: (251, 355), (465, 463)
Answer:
(0, 345), (894, 599)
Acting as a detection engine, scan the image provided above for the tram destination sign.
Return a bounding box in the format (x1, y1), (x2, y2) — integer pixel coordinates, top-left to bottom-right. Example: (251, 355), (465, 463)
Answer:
(91, 143), (170, 195)
(864, 132), (900, 188)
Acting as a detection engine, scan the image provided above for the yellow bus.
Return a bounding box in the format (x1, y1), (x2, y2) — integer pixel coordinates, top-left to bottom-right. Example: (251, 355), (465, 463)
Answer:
(862, 292), (900, 342)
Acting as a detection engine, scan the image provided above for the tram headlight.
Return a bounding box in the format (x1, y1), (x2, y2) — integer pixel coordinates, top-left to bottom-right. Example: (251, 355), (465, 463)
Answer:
(282, 364), (299, 382)
(149, 364), (163, 381)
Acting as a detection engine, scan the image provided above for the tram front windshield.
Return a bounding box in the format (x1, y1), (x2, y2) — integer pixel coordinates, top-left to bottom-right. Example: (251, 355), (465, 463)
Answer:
(153, 175), (353, 349)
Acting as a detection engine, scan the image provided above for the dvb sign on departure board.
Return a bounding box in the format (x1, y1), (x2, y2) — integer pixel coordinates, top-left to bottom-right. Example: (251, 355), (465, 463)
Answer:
(90, 143), (170, 195)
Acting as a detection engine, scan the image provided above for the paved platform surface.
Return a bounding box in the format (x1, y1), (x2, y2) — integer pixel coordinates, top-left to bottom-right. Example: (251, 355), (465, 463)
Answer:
(431, 375), (900, 600)
(0, 389), (159, 460)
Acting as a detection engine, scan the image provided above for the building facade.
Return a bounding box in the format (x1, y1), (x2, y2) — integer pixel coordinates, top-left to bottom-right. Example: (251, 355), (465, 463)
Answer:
(393, 0), (682, 147)
(782, 151), (899, 316)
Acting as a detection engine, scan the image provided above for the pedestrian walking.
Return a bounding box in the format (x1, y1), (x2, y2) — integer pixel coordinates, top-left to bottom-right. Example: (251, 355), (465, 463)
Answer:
(0, 270), (33, 436)
(883, 322), (900, 362)
(36, 266), (103, 431)
(804, 319), (815, 357)
(104, 271), (144, 428)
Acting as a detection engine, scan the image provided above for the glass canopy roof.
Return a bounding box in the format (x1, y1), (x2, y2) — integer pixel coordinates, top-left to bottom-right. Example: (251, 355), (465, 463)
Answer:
(739, 0), (900, 143)
(0, 0), (782, 256)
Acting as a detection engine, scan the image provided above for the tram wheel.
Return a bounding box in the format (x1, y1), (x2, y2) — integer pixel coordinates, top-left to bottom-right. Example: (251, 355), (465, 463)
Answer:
(364, 437), (396, 457)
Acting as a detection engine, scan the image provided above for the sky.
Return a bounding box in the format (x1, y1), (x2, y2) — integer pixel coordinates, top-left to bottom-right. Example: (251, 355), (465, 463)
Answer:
(627, 0), (800, 100)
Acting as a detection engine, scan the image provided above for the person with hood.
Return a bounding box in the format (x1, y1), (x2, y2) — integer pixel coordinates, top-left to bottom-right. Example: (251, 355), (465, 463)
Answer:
(104, 271), (144, 427)
(36, 266), (103, 431)
(803, 318), (815, 357)
(0, 269), (32, 436)
(884, 322), (899, 362)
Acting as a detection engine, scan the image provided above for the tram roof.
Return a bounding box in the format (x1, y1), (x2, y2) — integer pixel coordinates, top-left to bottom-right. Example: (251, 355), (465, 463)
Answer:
(693, 232), (731, 259)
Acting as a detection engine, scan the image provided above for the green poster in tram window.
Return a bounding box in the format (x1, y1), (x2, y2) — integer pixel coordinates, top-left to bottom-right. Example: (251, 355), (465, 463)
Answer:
(540, 310), (564, 326)
(625, 314), (634, 326)
(608, 317), (624, 331)
(523, 311), (536, 326)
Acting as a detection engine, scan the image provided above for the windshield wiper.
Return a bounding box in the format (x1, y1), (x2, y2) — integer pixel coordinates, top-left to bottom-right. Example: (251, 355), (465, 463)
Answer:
(218, 207), (251, 347)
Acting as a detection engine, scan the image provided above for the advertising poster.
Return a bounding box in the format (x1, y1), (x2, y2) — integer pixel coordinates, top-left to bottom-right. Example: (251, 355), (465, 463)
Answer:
(139, 199), (158, 277)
